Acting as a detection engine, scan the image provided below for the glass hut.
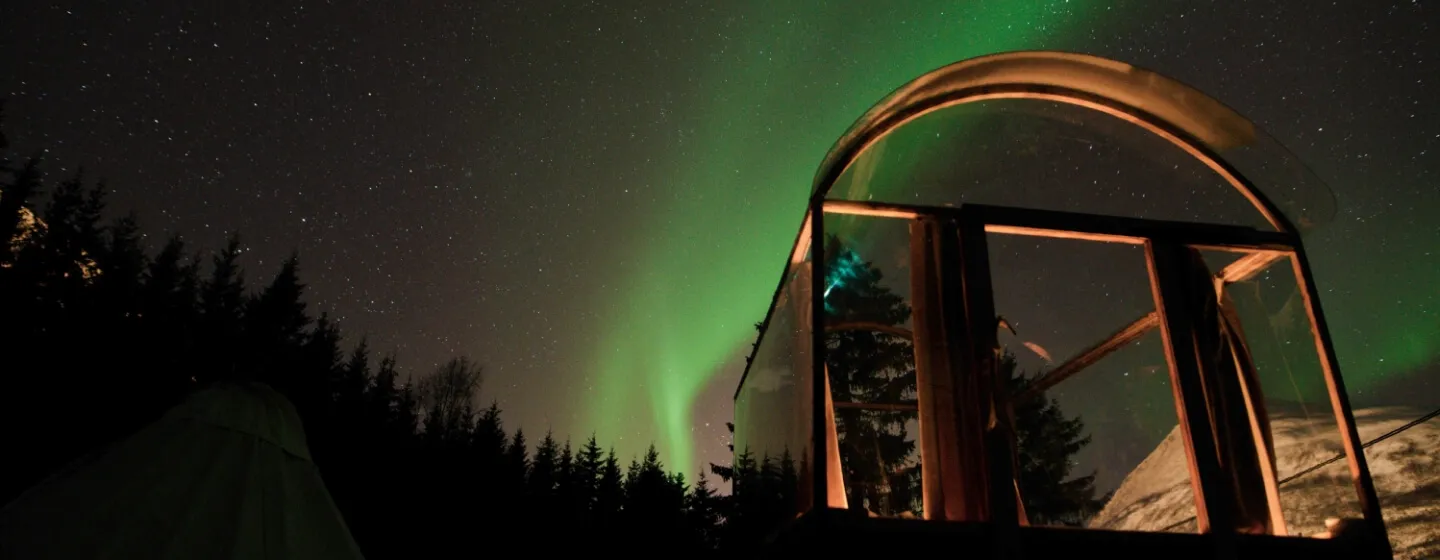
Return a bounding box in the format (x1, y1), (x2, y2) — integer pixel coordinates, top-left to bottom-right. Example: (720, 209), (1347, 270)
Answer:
(732, 51), (1390, 558)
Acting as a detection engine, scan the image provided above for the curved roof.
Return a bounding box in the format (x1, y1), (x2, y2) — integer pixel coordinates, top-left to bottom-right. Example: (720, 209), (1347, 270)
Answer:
(812, 51), (1336, 234)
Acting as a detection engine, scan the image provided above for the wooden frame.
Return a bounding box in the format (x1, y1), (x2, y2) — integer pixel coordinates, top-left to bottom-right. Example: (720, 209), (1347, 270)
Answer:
(781, 199), (1386, 551)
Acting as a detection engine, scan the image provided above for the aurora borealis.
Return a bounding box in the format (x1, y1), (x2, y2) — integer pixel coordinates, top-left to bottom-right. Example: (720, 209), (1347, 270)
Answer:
(5, 0), (1435, 478)
(589, 1), (1115, 473)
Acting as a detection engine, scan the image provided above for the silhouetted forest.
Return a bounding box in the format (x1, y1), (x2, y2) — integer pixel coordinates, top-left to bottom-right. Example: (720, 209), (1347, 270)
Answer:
(0, 109), (759, 555)
(0, 105), (1099, 555)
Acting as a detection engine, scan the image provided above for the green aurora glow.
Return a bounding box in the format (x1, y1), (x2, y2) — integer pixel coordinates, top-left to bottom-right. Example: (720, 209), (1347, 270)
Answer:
(588, 1), (1113, 470)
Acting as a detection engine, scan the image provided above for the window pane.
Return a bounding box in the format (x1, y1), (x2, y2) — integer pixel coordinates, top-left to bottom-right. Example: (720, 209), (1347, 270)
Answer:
(987, 233), (1198, 531)
(821, 212), (921, 518)
(1210, 250), (1365, 537)
(734, 247), (814, 530)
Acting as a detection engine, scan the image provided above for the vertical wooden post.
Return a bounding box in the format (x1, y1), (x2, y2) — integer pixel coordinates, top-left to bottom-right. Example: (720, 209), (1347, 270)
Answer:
(1185, 250), (1278, 535)
(908, 217), (966, 520)
(810, 201), (830, 515)
(1217, 285), (1288, 535)
(944, 219), (992, 523)
(955, 213), (1023, 560)
(1146, 240), (1232, 537)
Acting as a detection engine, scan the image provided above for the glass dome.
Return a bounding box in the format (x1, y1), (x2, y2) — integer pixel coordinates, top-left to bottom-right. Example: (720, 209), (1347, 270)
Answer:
(732, 50), (1389, 558)
(812, 51), (1336, 235)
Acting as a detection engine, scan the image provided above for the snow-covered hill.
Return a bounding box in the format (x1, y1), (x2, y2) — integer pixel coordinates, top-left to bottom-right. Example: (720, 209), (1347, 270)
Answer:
(1087, 406), (1438, 559)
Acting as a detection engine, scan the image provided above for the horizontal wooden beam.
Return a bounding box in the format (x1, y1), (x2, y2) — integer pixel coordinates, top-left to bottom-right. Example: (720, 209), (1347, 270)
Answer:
(985, 223), (1144, 245)
(820, 199), (1297, 251)
(821, 199), (923, 219)
(1016, 312), (1161, 403)
(964, 204), (1296, 251)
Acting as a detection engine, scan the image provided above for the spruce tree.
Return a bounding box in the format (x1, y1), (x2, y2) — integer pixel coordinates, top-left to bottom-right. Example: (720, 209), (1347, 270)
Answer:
(529, 430), (560, 507)
(142, 235), (198, 333)
(393, 375), (421, 437)
(624, 457), (642, 499)
(573, 434), (604, 513)
(596, 448), (625, 517)
(821, 235), (920, 516)
(141, 234), (198, 399)
(622, 444), (687, 547)
(297, 313), (342, 429)
(367, 354), (404, 440)
(143, 235), (188, 310)
(472, 403), (506, 461)
(97, 213), (146, 311)
(554, 439), (576, 522)
(504, 428), (529, 492)
(1006, 351), (1103, 525)
(245, 253), (309, 359)
(686, 472), (722, 549)
(338, 338), (371, 407)
(95, 213), (149, 417)
(37, 170), (103, 309)
(199, 233), (245, 380)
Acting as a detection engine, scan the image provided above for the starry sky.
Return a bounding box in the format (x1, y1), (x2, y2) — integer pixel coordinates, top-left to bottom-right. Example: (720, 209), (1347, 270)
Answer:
(3, 1), (1435, 478)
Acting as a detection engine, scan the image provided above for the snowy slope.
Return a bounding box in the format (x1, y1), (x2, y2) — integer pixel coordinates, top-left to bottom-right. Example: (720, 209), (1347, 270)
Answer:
(1087, 406), (1438, 559)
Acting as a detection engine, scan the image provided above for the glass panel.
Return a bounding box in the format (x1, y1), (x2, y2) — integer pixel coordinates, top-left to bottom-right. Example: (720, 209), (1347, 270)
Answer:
(1022, 330), (1197, 532)
(733, 246), (814, 530)
(987, 233), (1198, 531)
(827, 98), (1272, 230)
(1208, 250), (1365, 537)
(1212, 128), (1338, 235)
(820, 212), (920, 518)
(987, 234), (1156, 380)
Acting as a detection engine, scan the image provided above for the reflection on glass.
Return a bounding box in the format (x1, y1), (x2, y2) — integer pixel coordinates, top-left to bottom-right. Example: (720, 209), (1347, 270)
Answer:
(1211, 250), (1364, 537)
(1054, 332), (1200, 532)
(821, 213), (921, 518)
(733, 251), (814, 531)
(988, 233), (1197, 531)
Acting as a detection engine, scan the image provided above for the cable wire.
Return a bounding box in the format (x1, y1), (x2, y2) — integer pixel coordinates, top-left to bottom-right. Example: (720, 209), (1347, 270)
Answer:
(1156, 405), (1440, 533)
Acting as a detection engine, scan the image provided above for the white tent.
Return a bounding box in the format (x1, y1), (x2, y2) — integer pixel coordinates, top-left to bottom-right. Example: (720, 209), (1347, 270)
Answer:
(0, 382), (364, 559)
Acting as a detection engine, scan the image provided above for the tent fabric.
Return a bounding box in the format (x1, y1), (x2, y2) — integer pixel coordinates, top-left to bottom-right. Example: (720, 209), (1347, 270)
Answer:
(0, 382), (364, 559)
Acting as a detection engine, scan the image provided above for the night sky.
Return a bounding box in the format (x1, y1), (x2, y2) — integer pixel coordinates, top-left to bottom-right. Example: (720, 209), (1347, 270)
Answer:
(4, 1), (1436, 477)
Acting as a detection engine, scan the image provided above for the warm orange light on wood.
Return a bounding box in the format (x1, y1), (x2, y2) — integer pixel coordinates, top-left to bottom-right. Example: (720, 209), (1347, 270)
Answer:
(823, 370), (849, 509)
(983, 224), (1145, 245)
(821, 199), (920, 219)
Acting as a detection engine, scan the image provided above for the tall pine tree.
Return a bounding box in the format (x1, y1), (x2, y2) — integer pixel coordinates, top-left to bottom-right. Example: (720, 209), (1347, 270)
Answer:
(1006, 351), (1104, 525)
(596, 448), (625, 518)
(199, 233), (245, 380)
(822, 235), (921, 516)
(573, 434), (604, 514)
(528, 431), (560, 509)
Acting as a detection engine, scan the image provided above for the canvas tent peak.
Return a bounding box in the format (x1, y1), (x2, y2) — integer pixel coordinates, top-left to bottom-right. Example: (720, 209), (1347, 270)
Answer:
(0, 381), (364, 560)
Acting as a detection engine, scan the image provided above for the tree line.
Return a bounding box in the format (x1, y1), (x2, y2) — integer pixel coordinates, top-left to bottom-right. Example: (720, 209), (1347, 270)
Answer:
(0, 103), (1102, 556)
(0, 106), (801, 555)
